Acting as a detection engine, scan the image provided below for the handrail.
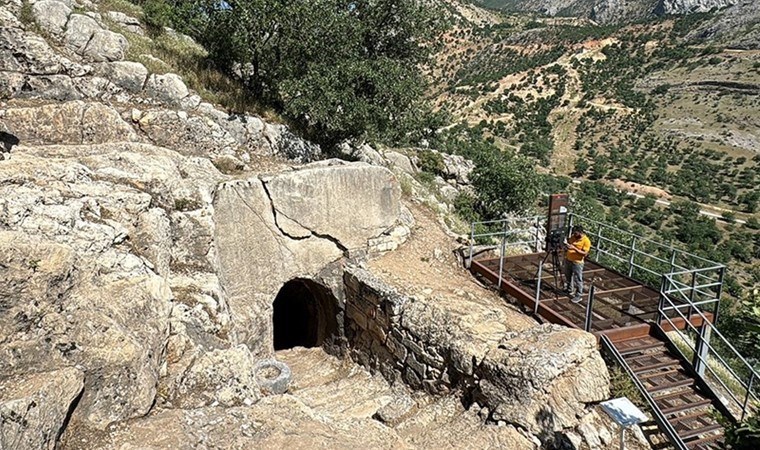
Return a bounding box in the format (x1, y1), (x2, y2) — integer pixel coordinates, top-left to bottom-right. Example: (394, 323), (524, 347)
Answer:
(660, 274), (760, 421)
(600, 335), (688, 450)
(570, 213), (718, 268)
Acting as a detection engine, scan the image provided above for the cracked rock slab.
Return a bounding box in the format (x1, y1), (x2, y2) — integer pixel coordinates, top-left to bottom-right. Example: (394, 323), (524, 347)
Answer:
(264, 160), (401, 250)
(0, 367), (84, 450)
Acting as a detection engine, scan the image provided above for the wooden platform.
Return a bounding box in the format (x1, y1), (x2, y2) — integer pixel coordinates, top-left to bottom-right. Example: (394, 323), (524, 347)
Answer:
(470, 252), (724, 448)
(471, 253), (711, 340)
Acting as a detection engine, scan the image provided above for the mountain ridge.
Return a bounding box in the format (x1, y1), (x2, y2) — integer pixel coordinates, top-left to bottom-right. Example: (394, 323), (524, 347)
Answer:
(470, 0), (740, 24)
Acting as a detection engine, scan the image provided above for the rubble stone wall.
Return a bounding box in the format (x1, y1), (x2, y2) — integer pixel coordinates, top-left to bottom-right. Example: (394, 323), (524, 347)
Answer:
(343, 268), (461, 396)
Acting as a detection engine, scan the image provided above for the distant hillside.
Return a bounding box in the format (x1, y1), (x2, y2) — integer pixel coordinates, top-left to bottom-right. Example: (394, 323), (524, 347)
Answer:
(428, 0), (760, 295)
(469, 0), (740, 24)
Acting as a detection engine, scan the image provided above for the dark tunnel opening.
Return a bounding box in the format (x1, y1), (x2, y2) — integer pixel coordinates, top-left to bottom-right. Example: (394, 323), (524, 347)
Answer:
(272, 279), (338, 351)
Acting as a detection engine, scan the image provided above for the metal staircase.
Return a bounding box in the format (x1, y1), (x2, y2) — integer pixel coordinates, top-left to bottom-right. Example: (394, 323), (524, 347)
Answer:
(467, 211), (759, 449)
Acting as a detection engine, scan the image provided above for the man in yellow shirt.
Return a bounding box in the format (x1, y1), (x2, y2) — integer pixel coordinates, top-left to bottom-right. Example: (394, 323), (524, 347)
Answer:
(564, 225), (592, 303)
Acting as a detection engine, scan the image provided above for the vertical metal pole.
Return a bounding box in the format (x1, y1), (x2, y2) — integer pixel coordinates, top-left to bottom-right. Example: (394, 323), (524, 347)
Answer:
(714, 266), (725, 325)
(468, 222), (475, 268)
(595, 225), (603, 264)
(741, 373), (755, 422)
(567, 213), (574, 238)
(692, 323), (710, 377)
(534, 263), (543, 315)
(657, 275), (667, 324)
(534, 215), (541, 252)
(619, 426), (626, 450)
(688, 271), (697, 320)
(628, 237), (637, 277)
(584, 285), (596, 332)
(497, 221), (506, 288)
(669, 248), (677, 274)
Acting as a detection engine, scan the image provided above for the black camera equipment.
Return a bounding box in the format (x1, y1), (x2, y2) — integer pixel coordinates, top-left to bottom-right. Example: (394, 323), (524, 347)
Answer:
(536, 227), (565, 293)
(536, 194), (570, 296)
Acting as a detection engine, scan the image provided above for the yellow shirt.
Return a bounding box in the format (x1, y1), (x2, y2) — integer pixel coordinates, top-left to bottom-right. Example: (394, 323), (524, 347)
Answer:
(566, 234), (591, 263)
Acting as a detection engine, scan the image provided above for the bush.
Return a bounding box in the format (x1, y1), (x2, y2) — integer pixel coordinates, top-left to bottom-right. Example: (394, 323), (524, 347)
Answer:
(417, 150), (446, 176)
(141, 0), (173, 34)
(609, 367), (645, 407)
(168, 0), (444, 150)
(724, 414), (760, 449)
(470, 149), (541, 218)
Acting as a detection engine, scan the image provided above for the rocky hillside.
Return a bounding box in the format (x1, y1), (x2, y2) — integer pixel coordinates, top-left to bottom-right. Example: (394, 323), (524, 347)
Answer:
(471, 0), (741, 24)
(429, 0), (760, 295)
(0, 1), (647, 449)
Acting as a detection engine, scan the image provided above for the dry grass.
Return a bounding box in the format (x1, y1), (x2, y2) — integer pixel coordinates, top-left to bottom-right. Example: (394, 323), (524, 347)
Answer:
(98, 4), (281, 121)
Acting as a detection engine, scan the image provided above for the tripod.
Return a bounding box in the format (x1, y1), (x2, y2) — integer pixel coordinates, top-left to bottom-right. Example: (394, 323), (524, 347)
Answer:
(535, 243), (565, 298)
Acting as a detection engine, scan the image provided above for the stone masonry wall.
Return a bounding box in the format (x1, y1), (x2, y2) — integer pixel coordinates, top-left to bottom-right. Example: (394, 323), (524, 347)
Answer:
(343, 268), (461, 396)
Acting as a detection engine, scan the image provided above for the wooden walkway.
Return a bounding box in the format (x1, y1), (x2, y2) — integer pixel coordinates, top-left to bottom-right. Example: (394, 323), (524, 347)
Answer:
(471, 253), (711, 341)
(471, 253), (725, 449)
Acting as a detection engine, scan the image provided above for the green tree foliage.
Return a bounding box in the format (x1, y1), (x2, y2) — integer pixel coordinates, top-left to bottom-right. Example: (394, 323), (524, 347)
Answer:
(725, 414), (760, 449)
(145, 0), (442, 149)
(470, 149), (541, 218)
(433, 127), (541, 219)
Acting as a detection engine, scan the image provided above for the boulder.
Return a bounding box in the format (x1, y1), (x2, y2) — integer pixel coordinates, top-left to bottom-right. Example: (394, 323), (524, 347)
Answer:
(441, 153), (475, 185)
(0, 101), (138, 145)
(475, 325), (610, 436)
(21, 75), (83, 101)
(0, 71), (24, 98)
(94, 61), (148, 92)
(0, 27), (83, 75)
(135, 109), (238, 158)
(0, 368), (84, 450)
(385, 150), (417, 175)
(64, 14), (101, 53)
(264, 160), (401, 250)
(83, 29), (128, 62)
(213, 178), (343, 353)
(167, 345), (261, 408)
(263, 123), (322, 162)
(106, 10), (144, 35)
(32, 0), (71, 36)
(145, 73), (189, 107)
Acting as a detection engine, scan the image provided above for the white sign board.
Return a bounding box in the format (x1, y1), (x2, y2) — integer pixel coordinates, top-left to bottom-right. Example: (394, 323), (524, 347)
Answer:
(601, 397), (649, 428)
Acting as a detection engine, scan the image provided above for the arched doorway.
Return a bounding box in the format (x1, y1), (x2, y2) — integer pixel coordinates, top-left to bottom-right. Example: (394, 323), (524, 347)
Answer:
(272, 279), (338, 351)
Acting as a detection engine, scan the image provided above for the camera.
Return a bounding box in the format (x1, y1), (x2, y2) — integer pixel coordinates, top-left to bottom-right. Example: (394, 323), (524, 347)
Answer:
(547, 228), (566, 252)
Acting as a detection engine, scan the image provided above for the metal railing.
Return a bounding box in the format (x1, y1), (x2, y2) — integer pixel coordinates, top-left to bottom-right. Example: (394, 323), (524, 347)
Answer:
(467, 215), (545, 288)
(659, 273), (759, 422)
(467, 210), (757, 427)
(468, 212), (727, 330)
(600, 334), (688, 450)
(568, 214), (725, 314)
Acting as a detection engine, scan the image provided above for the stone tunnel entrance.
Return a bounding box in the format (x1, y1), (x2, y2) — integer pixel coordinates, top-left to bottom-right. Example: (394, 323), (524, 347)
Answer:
(273, 278), (339, 351)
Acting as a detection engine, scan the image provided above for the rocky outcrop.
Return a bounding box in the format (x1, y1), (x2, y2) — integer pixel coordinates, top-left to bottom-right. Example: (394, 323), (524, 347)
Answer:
(0, 1), (624, 448)
(656, 0), (735, 14)
(165, 345), (261, 408)
(213, 161), (406, 355)
(684, 0), (760, 48)
(475, 325), (610, 434)
(343, 267), (613, 448)
(0, 6), (321, 164)
(468, 0), (740, 24)
(0, 368), (84, 450)
(592, 0), (659, 24)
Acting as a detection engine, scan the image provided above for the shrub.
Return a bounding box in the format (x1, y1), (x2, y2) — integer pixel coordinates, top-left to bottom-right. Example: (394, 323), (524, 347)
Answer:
(417, 150), (445, 176)
(141, 0), (173, 34)
(724, 414), (760, 449)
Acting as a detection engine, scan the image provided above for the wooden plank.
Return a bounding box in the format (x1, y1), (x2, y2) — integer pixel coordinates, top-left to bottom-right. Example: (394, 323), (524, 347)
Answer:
(596, 285), (646, 296)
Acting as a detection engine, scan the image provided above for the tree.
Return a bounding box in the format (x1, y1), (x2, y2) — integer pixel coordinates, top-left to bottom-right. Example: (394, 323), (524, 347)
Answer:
(169, 0), (442, 149)
(470, 150), (541, 218)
